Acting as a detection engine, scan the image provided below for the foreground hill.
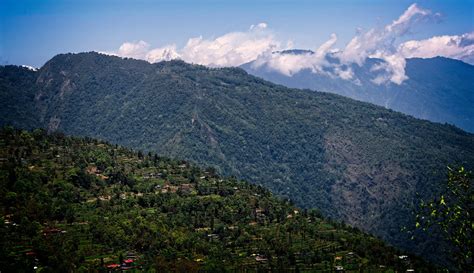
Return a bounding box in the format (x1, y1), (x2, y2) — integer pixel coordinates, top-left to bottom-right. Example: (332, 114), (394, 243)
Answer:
(1, 52), (474, 266)
(242, 52), (474, 132)
(0, 128), (433, 271)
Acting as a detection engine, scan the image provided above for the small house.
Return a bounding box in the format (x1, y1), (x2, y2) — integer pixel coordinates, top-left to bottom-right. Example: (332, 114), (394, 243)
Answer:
(255, 255), (268, 262)
(106, 263), (120, 269)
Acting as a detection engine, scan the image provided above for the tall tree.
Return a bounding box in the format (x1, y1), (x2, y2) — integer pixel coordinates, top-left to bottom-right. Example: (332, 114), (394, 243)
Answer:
(415, 166), (473, 271)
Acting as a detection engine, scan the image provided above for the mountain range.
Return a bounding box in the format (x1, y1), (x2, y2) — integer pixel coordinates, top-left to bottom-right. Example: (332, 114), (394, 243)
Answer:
(1, 52), (473, 267)
(242, 51), (474, 133)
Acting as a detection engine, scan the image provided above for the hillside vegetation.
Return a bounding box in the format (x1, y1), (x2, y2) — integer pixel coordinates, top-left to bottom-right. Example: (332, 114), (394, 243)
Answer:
(1, 52), (473, 266)
(243, 53), (474, 132)
(0, 128), (433, 272)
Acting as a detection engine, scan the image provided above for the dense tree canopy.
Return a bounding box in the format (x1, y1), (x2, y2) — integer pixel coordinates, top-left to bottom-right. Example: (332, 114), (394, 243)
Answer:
(414, 166), (473, 271)
(1, 53), (473, 267)
(0, 128), (434, 272)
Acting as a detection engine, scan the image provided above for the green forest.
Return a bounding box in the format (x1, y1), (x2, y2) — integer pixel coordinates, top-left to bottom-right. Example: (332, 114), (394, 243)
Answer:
(0, 128), (434, 272)
(1, 53), (473, 267)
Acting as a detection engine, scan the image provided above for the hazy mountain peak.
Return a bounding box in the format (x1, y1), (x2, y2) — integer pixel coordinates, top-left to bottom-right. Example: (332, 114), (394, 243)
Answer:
(273, 49), (315, 55)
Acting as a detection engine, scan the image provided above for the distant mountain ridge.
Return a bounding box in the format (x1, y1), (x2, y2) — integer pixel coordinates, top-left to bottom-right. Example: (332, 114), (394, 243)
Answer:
(1, 52), (473, 267)
(273, 49), (315, 55)
(242, 52), (474, 132)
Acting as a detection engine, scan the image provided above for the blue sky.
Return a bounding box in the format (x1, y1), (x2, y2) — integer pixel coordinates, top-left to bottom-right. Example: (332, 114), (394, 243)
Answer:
(1, 0), (473, 67)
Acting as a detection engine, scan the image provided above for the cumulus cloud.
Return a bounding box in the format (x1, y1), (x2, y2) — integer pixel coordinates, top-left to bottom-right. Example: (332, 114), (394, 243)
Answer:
(180, 23), (279, 67)
(385, 3), (439, 35)
(369, 53), (408, 84)
(105, 3), (473, 85)
(338, 4), (437, 65)
(107, 23), (280, 67)
(251, 3), (440, 84)
(334, 65), (355, 81)
(21, 65), (38, 71)
(146, 45), (181, 63)
(398, 32), (474, 64)
(116, 40), (151, 59)
(251, 33), (338, 76)
(332, 3), (440, 84)
(104, 41), (180, 63)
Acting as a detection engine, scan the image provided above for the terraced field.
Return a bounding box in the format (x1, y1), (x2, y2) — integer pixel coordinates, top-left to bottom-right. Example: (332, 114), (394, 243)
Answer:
(0, 128), (432, 272)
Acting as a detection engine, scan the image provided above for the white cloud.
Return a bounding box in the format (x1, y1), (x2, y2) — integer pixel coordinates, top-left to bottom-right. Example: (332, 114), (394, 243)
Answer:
(250, 22), (268, 30)
(105, 3), (473, 86)
(369, 52), (408, 84)
(398, 32), (474, 64)
(251, 34), (337, 76)
(146, 45), (181, 63)
(385, 3), (438, 35)
(116, 40), (151, 59)
(336, 3), (439, 84)
(21, 65), (38, 71)
(334, 66), (354, 80)
(315, 33), (338, 58)
(180, 23), (280, 67)
(252, 3), (440, 85)
(108, 23), (280, 68)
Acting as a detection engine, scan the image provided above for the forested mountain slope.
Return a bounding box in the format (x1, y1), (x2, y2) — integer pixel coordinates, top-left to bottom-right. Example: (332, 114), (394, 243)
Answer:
(0, 66), (38, 129)
(1, 52), (473, 266)
(242, 53), (474, 132)
(0, 128), (434, 272)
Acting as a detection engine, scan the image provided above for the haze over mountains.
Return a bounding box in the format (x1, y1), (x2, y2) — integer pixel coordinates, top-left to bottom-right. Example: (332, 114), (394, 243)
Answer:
(242, 51), (474, 132)
(1, 52), (473, 267)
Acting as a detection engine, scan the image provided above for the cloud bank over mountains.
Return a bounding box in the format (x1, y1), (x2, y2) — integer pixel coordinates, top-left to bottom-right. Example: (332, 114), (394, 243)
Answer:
(399, 32), (474, 65)
(104, 3), (473, 85)
(105, 22), (280, 66)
